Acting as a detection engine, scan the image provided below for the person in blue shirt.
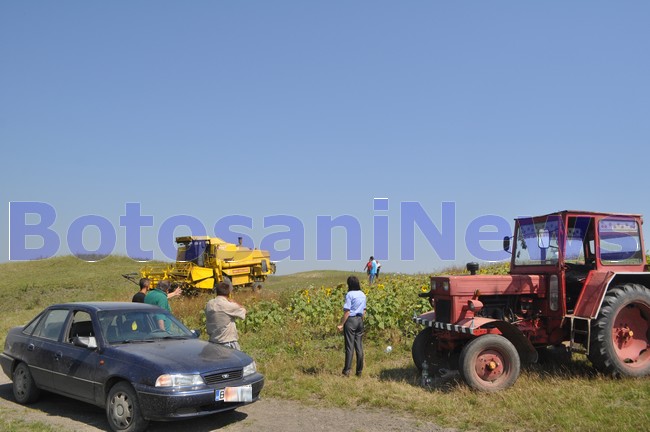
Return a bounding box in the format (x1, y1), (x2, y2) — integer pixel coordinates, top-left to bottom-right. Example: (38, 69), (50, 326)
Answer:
(366, 256), (378, 285)
(337, 275), (367, 377)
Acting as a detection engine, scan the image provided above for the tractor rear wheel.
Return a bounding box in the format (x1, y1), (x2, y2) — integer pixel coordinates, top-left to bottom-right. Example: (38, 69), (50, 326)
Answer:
(588, 283), (650, 377)
(459, 334), (520, 392)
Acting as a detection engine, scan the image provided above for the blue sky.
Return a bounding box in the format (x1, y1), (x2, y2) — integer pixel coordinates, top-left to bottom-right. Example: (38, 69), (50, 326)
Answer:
(1, 1), (649, 274)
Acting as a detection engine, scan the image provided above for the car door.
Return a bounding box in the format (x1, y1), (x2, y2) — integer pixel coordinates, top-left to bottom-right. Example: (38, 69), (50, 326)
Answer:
(26, 308), (71, 392)
(53, 310), (100, 402)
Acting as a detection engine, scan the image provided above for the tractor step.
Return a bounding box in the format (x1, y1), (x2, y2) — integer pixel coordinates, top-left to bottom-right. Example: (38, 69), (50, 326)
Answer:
(566, 315), (591, 355)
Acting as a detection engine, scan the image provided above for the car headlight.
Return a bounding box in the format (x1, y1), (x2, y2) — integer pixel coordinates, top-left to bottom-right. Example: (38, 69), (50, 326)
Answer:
(155, 374), (205, 388)
(243, 361), (257, 377)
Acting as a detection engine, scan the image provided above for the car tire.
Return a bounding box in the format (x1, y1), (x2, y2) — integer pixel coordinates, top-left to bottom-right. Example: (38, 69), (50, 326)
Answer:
(12, 362), (40, 404)
(106, 382), (149, 432)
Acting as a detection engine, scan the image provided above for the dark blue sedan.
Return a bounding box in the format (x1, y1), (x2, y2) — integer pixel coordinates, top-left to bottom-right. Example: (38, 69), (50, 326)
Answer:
(0, 302), (264, 432)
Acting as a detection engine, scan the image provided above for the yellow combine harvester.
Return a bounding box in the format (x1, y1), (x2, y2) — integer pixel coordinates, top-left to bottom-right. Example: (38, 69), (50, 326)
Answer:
(126, 236), (276, 292)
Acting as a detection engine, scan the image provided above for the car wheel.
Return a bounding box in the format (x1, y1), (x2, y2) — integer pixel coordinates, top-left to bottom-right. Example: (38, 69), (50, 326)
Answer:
(12, 362), (40, 404)
(106, 382), (149, 432)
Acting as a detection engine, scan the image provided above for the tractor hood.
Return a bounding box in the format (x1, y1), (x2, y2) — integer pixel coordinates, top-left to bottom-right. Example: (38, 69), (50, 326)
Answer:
(431, 274), (547, 297)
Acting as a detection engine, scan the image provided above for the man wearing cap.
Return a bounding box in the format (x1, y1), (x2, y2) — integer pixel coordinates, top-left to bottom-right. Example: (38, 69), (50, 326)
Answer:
(205, 282), (247, 350)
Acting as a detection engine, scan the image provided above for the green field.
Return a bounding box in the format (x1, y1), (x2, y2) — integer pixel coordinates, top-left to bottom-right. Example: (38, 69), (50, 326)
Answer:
(1, 256), (649, 432)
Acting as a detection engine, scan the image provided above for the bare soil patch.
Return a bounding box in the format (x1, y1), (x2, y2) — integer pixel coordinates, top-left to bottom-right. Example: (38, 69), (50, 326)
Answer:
(0, 374), (453, 432)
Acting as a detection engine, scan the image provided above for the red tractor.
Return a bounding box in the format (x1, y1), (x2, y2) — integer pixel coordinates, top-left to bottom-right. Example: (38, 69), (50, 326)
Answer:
(412, 210), (650, 391)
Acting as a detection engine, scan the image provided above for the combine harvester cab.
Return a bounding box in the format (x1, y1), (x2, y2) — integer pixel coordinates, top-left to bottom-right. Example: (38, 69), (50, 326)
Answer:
(412, 210), (650, 391)
(136, 236), (276, 293)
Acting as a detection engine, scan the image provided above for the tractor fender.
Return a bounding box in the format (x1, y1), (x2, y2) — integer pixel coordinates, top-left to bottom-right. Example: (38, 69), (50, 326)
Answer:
(471, 317), (539, 365)
(573, 271), (650, 319)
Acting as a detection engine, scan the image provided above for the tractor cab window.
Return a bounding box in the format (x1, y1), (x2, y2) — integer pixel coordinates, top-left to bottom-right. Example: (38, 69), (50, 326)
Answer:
(514, 216), (561, 266)
(179, 240), (208, 267)
(598, 219), (643, 265)
(565, 216), (595, 266)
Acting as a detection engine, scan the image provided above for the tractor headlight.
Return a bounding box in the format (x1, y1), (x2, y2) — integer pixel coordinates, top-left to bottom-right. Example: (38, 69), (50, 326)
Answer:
(155, 374), (205, 388)
(243, 361), (257, 377)
(431, 280), (437, 291)
(442, 281), (449, 292)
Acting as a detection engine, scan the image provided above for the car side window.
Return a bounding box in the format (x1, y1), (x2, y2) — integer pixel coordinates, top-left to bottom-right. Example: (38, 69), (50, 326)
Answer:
(22, 312), (44, 336)
(67, 311), (96, 343)
(32, 309), (70, 341)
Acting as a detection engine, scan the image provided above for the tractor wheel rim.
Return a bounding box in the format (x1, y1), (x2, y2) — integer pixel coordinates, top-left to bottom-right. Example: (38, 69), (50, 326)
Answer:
(474, 349), (508, 381)
(612, 302), (650, 367)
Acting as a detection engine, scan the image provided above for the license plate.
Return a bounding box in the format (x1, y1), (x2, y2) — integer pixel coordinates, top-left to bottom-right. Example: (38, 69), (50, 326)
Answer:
(216, 385), (252, 402)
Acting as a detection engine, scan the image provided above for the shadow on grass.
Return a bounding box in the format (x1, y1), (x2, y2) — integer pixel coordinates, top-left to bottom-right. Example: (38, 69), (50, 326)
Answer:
(0, 382), (249, 432)
(378, 366), (462, 393)
(525, 351), (599, 380)
(378, 352), (601, 393)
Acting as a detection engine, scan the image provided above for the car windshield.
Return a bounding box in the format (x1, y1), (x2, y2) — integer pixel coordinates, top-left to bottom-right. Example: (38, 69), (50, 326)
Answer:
(97, 309), (194, 344)
(513, 216), (562, 266)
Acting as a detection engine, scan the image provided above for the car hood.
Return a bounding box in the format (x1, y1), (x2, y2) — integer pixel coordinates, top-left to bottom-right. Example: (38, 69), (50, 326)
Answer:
(105, 338), (252, 373)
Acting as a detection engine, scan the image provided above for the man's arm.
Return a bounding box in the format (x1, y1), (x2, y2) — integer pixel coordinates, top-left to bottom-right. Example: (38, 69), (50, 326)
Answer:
(167, 287), (182, 299)
(225, 300), (247, 319)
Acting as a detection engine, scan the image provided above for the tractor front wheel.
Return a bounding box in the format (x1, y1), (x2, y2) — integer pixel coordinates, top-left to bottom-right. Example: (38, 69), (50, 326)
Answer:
(459, 334), (521, 392)
(588, 283), (650, 377)
(412, 329), (457, 372)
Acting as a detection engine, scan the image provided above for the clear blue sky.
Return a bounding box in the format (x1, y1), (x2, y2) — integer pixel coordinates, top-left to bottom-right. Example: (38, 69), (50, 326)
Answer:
(2, 1), (649, 274)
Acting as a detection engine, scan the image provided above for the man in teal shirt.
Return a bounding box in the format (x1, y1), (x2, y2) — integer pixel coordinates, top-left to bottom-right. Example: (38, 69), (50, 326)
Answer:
(145, 280), (172, 330)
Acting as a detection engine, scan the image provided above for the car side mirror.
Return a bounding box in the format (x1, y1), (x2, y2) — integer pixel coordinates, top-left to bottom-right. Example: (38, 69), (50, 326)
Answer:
(191, 329), (201, 338)
(72, 336), (97, 349)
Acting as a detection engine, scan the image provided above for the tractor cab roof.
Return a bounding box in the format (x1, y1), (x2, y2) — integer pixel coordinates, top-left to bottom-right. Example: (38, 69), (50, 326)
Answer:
(515, 210), (643, 222)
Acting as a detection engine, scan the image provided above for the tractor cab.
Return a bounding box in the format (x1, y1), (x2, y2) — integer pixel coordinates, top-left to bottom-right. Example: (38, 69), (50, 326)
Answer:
(507, 211), (645, 314)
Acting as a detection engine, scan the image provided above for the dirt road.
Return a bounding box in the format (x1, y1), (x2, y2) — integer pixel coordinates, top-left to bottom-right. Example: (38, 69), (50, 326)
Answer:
(0, 374), (453, 432)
